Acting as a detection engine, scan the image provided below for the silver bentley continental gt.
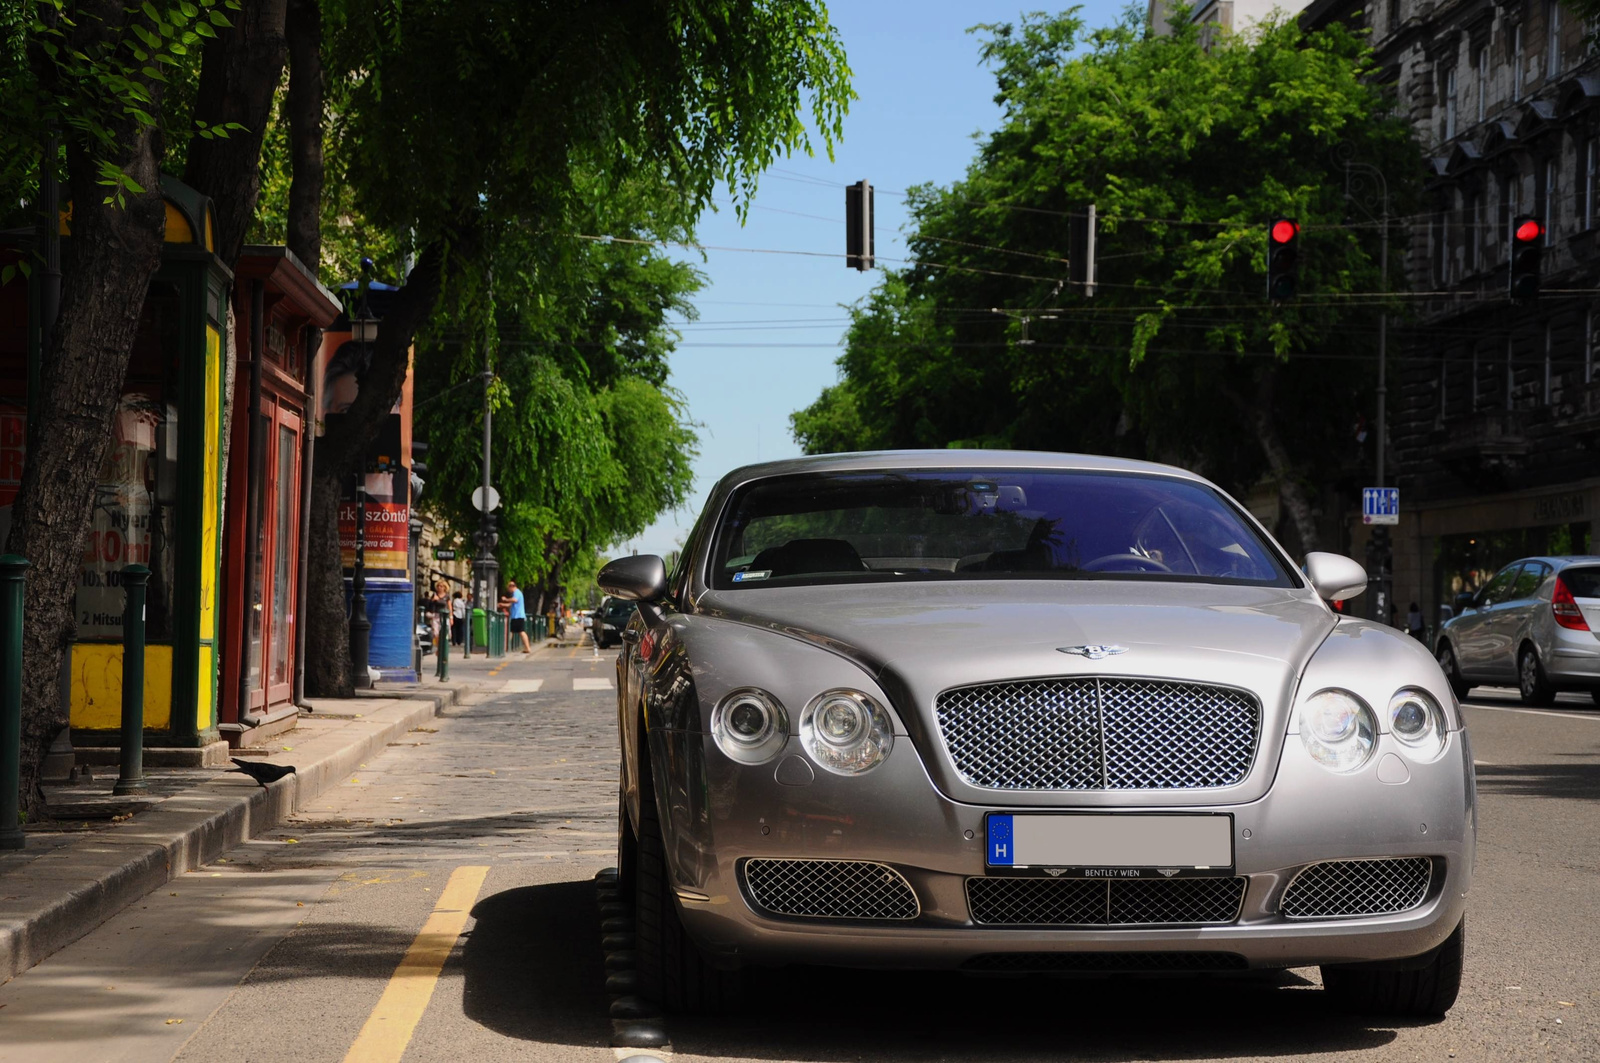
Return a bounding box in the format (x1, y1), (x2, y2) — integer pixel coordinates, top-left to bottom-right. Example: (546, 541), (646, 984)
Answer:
(599, 451), (1474, 1017)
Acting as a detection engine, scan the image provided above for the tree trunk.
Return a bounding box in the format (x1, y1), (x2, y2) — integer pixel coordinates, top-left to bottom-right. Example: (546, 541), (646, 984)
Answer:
(9, 3), (168, 818)
(303, 239), (449, 694)
(284, 0), (323, 272)
(184, 0), (289, 267)
(1228, 370), (1321, 557)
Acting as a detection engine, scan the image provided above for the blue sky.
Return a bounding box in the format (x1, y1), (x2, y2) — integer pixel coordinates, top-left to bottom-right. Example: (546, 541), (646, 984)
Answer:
(625, 1), (1127, 560)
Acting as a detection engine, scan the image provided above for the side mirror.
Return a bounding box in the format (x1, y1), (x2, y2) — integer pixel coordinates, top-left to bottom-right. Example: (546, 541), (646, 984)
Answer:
(599, 554), (668, 602)
(1304, 552), (1367, 603)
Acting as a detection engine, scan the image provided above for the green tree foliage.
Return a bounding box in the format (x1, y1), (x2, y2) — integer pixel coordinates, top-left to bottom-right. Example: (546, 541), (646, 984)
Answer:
(792, 10), (1421, 552)
(414, 206), (701, 608)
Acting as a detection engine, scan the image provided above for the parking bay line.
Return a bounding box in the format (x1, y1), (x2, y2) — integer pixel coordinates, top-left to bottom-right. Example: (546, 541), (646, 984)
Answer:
(342, 865), (490, 1063)
(1464, 703), (1600, 723)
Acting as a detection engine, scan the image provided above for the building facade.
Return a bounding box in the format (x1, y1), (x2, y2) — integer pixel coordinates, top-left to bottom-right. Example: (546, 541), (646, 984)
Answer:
(1302, 0), (1600, 635)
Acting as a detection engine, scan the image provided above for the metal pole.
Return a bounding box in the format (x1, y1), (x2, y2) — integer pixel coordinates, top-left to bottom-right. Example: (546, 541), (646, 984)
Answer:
(294, 325), (320, 708)
(0, 555), (28, 850)
(349, 475), (372, 689)
(1377, 213), (1389, 490)
(238, 281), (266, 726)
(114, 565), (150, 796)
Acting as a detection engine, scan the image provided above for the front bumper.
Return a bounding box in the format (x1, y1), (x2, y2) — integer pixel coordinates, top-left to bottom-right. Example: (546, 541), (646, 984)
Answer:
(657, 728), (1475, 971)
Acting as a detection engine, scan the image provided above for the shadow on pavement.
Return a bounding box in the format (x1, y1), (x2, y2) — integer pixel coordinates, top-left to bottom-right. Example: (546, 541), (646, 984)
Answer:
(460, 881), (612, 1047)
(672, 966), (1407, 1061)
(1474, 760), (1600, 800)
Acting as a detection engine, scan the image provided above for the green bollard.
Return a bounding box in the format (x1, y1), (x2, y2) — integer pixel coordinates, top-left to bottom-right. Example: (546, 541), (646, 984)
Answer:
(0, 554), (29, 850)
(113, 565), (151, 797)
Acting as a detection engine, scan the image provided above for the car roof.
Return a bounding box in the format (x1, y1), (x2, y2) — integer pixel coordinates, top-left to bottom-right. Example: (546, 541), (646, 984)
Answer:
(713, 449), (1209, 490)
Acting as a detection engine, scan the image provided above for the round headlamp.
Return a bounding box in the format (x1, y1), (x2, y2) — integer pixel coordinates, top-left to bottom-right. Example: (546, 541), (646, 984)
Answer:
(800, 689), (893, 775)
(1388, 687), (1447, 760)
(711, 688), (788, 764)
(1298, 689), (1376, 773)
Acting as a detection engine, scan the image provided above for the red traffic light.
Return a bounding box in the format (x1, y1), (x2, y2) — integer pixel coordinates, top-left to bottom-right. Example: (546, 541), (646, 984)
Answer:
(1270, 219), (1300, 244)
(1514, 217), (1544, 243)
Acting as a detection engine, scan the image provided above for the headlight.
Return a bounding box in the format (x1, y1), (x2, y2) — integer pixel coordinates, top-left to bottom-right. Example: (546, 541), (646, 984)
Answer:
(1298, 689), (1376, 773)
(711, 688), (788, 764)
(800, 689), (893, 775)
(1388, 687), (1447, 760)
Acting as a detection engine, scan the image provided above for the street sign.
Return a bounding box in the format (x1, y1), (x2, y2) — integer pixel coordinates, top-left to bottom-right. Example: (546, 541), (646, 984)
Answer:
(471, 486), (501, 513)
(1363, 486), (1399, 525)
(433, 548), (457, 561)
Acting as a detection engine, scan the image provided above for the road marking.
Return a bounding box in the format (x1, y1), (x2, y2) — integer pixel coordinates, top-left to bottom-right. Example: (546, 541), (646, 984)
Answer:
(502, 679), (544, 692)
(1464, 703), (1600, 723)
(573, 677), (613, 691)
(342, 865), (490, 1063)
(615, 1050), (672, 1061)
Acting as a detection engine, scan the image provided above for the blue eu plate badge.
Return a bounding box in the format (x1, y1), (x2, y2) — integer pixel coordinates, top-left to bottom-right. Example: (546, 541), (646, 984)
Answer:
(988, 814), (1014, 866)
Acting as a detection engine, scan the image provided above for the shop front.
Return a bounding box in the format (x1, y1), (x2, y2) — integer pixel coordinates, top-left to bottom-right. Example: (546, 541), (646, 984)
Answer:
(1, 176), (231, 748)
(216, 248), (340, 742)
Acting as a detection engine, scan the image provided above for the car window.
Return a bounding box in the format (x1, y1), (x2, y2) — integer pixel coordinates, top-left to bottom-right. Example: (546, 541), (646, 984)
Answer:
(1479, 562), (1522, 605)
(1561, 566), (1600, 597)
(1511, 562), (1550, 599)
(708, 469), (1294, 589)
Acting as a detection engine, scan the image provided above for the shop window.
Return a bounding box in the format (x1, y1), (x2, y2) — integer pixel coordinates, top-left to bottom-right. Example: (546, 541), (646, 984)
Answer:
(1478, 45), (1490, 123)
(76, 281), (181, 642)
(1444, 66), (1458, 140)
(1513, 23), (1525, 99)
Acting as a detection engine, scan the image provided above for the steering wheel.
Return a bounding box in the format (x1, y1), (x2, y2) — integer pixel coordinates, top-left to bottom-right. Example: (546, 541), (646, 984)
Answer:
(1082, 553), (1172, 573)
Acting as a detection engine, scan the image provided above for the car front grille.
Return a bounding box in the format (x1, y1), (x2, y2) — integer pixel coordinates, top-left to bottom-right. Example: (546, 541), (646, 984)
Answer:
(966, 875), (1246, 926)
(961, 951), (1250, 973)
(935, 677), (1260, 790)
(1280, 858), (1434, 920)
(742, 858), (920, 921)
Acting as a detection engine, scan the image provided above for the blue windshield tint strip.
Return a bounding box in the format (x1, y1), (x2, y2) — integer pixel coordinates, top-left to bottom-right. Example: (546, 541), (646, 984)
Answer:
(988, 814), (1014, 865)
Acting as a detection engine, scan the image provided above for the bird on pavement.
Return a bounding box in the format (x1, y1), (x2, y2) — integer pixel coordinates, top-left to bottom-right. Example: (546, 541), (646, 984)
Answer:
(231, 758), (297, 786)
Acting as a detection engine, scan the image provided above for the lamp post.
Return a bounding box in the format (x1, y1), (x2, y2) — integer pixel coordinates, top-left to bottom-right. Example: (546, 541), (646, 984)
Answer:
(347, 295), (379, 689)
(1341, 147), (1394, 626)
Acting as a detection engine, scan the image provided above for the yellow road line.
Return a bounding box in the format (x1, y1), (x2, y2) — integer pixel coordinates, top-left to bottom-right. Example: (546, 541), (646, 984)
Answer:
(342, 865), (490, 1063)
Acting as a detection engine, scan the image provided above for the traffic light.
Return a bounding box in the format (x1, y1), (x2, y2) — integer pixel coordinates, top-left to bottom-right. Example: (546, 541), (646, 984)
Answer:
(1266, 218), (1300, 300)
(1069, 204), (1097, 298)
(845, 180), (874, 271)
(1509, 214), (1543, 301)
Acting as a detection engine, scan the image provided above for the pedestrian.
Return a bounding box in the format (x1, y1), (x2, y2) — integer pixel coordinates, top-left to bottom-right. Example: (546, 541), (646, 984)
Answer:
(500, 579), (533, 654)
(1406, 601), (1426, 643)
(451, 591), (466, 646)
(431, 579), (452, 680)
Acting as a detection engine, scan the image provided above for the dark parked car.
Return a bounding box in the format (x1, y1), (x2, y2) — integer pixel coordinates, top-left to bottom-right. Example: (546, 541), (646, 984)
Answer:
(594, 598), (639, 648)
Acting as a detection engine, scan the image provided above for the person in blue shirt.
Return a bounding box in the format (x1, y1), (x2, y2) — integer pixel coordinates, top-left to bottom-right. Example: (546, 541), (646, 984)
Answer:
(499, 580), (533, 654)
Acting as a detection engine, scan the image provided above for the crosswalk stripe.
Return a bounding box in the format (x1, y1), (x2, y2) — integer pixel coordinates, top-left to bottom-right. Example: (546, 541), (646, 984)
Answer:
(502, 679), (544, 692)
(573, 677), (613, 691)
(342, 865), (490, 1063)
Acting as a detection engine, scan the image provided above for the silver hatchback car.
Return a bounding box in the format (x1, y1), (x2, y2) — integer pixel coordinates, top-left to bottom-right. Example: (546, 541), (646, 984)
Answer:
(1436, 555), (1600, 706)
(601, 452), (1473, 1018)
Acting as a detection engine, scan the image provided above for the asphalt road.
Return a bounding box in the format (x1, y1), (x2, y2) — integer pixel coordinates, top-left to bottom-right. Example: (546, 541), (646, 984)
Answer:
(1, 647), (1596, 1062)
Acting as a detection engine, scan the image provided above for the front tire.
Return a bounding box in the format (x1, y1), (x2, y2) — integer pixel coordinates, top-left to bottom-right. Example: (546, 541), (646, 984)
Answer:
(1436, 642), (1470, 702)
(1322, 919), (1464, 1018)
(1518, 645), (1557, 707)
(633, 746), (742, 1014)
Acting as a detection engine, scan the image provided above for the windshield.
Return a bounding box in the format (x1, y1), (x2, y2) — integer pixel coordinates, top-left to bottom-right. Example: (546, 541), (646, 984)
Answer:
(709, 469), (1294, 589)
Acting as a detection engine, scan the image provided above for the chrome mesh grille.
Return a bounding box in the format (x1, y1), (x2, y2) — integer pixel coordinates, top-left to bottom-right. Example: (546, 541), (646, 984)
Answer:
(743, 859), (919, 921)
(967, 876), (1246, 926)
(1280, 858), (1434, 920)
(935, 677), (1260, 790)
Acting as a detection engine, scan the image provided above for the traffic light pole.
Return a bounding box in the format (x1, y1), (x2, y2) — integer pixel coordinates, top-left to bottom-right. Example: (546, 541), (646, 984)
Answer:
(473, 281), (499, 643)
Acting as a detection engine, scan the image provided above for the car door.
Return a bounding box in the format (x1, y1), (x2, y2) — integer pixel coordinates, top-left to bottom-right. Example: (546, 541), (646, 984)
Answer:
(1453, 561), (1522, 677)
(1476, 561), (1545, 681)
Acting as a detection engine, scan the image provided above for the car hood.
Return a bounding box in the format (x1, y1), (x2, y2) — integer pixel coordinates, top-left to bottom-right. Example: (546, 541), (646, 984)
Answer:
(698, 579), (1335, 807)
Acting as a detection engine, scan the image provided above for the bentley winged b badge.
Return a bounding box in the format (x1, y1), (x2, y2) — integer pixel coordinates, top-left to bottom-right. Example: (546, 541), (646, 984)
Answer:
(1056, 644), (1129, 660)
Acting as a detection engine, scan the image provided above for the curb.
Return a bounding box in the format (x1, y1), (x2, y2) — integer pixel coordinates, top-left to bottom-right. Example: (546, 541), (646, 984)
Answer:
(0, 683), (477, 985)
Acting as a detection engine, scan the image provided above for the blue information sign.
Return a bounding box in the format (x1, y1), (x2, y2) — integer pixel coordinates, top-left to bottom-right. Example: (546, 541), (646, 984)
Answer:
(987, 814), (1014, 866)
(1362, 487), (1399, 525)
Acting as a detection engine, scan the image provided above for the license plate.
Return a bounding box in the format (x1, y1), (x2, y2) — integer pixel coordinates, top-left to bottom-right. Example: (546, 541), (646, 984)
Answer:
(986, 813), (1233, 878)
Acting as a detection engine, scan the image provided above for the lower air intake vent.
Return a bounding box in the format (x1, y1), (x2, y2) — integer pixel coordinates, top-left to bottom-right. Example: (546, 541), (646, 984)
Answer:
(962, 951), (1249, 973)
(967, 876), (1246, 926)
(743, 858), (919, 920)
(1280, 858), (1434, 920)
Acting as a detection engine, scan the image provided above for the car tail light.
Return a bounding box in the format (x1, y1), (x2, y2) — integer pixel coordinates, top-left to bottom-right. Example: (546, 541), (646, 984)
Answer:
(1552, 576), (1590, 631)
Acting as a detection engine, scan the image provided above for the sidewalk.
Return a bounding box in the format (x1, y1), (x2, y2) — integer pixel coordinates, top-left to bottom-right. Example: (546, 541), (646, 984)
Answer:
(0, 676), (481, 985)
